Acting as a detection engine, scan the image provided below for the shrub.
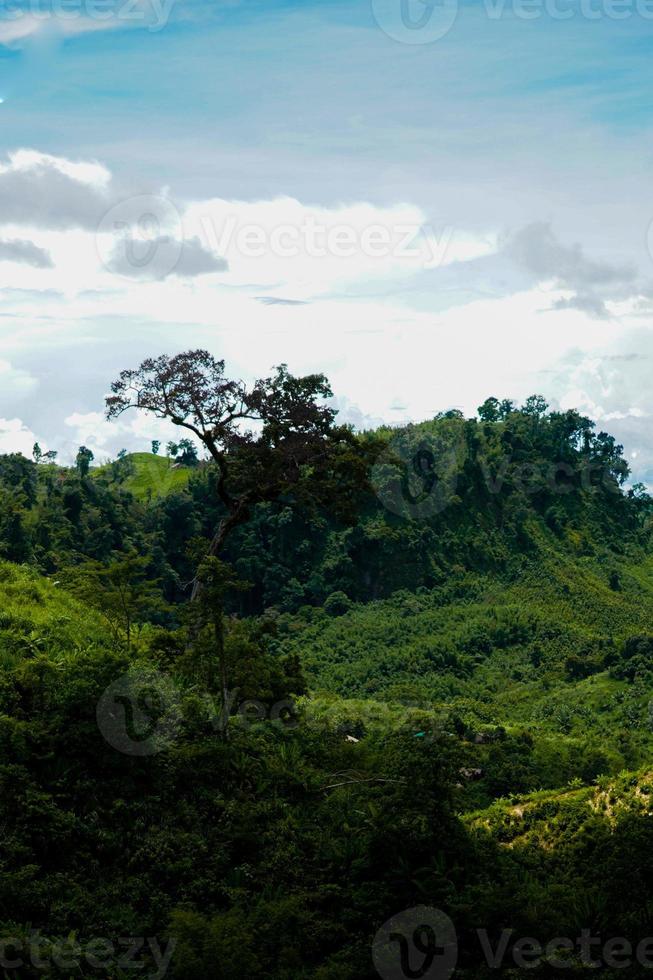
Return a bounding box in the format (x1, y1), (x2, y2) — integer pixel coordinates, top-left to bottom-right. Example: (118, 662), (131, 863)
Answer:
(323, 592), (353, 617)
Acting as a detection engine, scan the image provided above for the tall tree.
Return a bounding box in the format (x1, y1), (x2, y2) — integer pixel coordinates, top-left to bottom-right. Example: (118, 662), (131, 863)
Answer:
(106, 350), (358, 599)
(177, 437), (199, 466)
(75, 446), (94, 477)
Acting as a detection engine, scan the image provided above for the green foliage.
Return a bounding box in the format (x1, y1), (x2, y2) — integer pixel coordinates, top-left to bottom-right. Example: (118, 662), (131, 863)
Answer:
(177, 438), (199, 466)
(323, 590), (353, 616)
(61, 552), (166, 648)
(609, 634), (653, 682)
(75, 446), (94, 477)
(0, 563), (463, 974)
(0, 395), (651, 975)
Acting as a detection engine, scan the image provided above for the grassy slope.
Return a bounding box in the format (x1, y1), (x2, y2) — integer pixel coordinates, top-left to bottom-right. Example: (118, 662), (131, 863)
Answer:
(93, 452), (191, 500)
(0, 561), (109, 669)
(466, 768), (653, 849)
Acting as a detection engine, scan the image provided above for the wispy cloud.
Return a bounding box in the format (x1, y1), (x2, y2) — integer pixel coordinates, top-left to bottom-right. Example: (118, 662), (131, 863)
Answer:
(502, 222), (641, 319)
(255, 296), (309, 306)
(0, 238), (53, 268)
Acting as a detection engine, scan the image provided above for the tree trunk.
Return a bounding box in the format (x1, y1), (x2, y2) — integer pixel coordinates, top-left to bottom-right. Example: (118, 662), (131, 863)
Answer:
(213, 608), (229, 740)
(190, 502), (251, 602)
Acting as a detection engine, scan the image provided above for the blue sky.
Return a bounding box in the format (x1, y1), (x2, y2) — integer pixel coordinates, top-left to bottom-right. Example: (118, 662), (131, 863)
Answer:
(2, 0), (653, 480)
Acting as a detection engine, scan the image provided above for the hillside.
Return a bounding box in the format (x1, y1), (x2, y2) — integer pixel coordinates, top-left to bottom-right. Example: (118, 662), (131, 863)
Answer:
(1, 553), (651, 977)
(0, 394), (652, 977)
(283, 546), (653, 701)
(273, 519), (653, 803)
(92, 452), (193, 500)
(457, 769), (653, 975)
(466, 768), (653, 848)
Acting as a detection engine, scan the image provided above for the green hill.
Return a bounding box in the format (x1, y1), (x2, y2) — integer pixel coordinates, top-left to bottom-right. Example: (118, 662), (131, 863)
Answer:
(276, 532), (653, 806)
(93, 452), (193, 500)
(458, 769), (653, 975)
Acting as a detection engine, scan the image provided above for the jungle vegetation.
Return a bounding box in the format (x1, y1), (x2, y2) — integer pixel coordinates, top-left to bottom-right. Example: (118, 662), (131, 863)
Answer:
(0, 353), (652, 976)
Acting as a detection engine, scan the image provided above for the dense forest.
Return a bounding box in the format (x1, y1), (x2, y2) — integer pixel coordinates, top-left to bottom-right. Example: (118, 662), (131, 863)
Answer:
(1, 351), (652, 977)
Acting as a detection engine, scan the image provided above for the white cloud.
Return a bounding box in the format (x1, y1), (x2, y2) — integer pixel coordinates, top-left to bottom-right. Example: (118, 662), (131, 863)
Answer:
(1, 148), (652, 484)
(105, 234), (227, 280)
(63, 408), (196, 463)
(184, 196), (496, 299)
(6, 149), (111, 187)
(0, 150), (498, 312)
(543, 330), (653, 486)
(501, 223), (640, 320)
(0, 17), (45, 47)
(0, 359), (38, 397)
(0, 417), (40, 456)
(0, 10), (150, 49)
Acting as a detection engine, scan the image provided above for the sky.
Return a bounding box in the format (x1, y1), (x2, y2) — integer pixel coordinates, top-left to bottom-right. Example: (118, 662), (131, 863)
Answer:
(1, 0), (653, 481)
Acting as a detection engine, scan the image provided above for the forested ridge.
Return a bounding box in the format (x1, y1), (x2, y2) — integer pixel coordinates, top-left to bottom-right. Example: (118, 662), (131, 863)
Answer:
(1, 358), (653, 977)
